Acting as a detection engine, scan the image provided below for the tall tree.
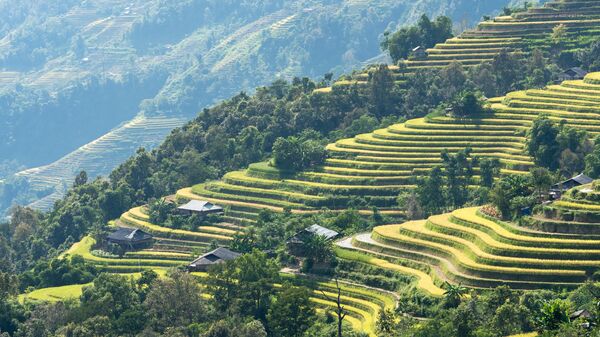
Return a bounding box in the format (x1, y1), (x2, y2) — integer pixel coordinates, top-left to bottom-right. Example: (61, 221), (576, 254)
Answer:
(268, 285), (315, 337)
(144, 271), (207, 331)
(320, 279), (347, 337)
(417, 166), (446, 215)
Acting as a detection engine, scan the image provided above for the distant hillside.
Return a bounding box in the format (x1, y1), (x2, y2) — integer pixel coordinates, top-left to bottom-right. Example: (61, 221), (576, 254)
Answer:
(180, 0), (600, 224)
(0, 0), (519, 215)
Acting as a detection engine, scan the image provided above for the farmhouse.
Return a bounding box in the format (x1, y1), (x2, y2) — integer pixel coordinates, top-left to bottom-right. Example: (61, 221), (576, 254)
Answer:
(107, 227), (153, 250)
(411, 46), (427, 59)
(550, 173), (593, 199)
(557, 67), (588, 81)
(177, 200), (223, 216)
(188, 247), (241, 272)
(287, 224), (339, 255)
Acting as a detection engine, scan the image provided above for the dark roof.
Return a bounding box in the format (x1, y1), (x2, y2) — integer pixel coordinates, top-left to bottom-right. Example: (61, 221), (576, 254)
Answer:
(571, 309), (593, 320)
(553, 173), (593, 189)
(572, 173), (594, 185)
(189, 247), (241, 268)
(563, 67), (588, 78)
(178, 200), (223, 213)
(107, 227), (152, 243)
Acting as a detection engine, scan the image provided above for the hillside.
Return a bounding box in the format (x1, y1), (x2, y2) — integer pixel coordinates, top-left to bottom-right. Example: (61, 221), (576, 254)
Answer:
(91, 71), (600, 290)
(0, 0), (518, 216)
(337, 180), (600, 290)
(337, 0), (600, 87)
(180, 71), (600, 223)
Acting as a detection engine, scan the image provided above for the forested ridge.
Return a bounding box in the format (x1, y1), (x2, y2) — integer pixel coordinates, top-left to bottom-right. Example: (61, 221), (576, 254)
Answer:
(3, 0), (600, 336)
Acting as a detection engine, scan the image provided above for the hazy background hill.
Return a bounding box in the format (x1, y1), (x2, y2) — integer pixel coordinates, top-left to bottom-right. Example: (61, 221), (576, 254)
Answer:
(0, 0), (529, 216)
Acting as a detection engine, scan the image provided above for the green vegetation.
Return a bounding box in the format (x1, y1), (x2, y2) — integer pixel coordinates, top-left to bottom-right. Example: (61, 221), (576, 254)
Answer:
(4, 1), (600, 336)
(381, 14), (454, 62)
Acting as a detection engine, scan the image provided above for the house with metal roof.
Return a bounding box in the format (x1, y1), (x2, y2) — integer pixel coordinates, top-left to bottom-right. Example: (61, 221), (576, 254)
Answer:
(107, 227), (153, 250)
(177, 200), (224, 216)
(188, 247), (241, 272)
(550, 173), (594, 199)
(287, 224), (340, 256)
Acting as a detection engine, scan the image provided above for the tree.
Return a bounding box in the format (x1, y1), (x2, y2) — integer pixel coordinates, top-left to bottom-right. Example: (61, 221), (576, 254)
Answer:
(577, 38), (600, 71)
(417, 166), (446, 215)
(272, 137), (303, 170)
(527, 115), (561, 170)
(529, 167), (553, 201)
(320, 279), (347, 337)
(144, 271), (207, 331)
(368, 64), (395, 117)
(0, 273), (17, 300)
(80, 273), (140, 320)
(491, 302), (532, 336)
(74, 170), (88, 187)
(479, 158), (501, 188)
(382, 15), (453, 62)
(272, 136), (325, 171)
(207, 249), (279, 319)
(585, 137), (600, 178)
(268, 285), (316, 337)
(303, 233), (334, 268)
(376, 309), (396, 335)
(449, 91), (487, 117)
(301, 140), (326, 168)
(538, 299), (570, 331)
(491, 175), (532, 219)
(551, 24), (567, 46)
(441, 148), (475, 208)
(443, 281), (467, 308)
(397, 191), (424, 220)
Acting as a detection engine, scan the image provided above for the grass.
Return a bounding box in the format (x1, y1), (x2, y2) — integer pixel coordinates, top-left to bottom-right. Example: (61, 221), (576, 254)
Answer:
(18, 283), (87, 303)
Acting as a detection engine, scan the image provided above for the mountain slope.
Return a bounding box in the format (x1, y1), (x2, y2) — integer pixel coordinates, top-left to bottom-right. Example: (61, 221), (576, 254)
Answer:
(0, 0), (519, 215)
(183, 70), (600, 222)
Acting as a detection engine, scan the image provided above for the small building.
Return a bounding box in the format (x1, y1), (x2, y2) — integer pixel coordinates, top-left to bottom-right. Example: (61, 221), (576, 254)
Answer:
(557, 67), (588, 82)
(570, 309), (593, 321)
(177, 200), (223, 216)
(107, 227), (153, 250)
(188, 247), (241, 272)
(550, 173), (593, 199)
(411, 46), (428, 60)
(287, 224), (340, 256)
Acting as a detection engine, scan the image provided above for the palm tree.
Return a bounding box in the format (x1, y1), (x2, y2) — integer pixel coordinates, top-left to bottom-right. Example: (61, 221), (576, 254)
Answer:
(443, 281), (467, 308)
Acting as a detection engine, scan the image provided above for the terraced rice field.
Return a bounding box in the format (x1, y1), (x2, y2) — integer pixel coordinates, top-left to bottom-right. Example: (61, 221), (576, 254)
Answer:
(532, 182), (600, 234)
(181, 73), (600, 224)
(333, 0), (600, 87)
(341, 200), (600, 289)
(55, 233), (395, 336)
(17, 114), (188, 210)
(57, 201), (249, 272)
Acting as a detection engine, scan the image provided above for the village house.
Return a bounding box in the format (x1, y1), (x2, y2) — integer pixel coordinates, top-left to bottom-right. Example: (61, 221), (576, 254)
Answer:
(107, 227), (153, 250)
(411, 46), (427, 59)
(287, 224), (340, 256)
(557, 67), (588, 81)
(177, 200), (224, 217)
(549, 173), (593, 199)
(188, 247), (241, 272)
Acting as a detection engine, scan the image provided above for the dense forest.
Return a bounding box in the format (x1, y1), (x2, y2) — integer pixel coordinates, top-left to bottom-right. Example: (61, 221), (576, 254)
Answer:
(3, 1), (600, 336)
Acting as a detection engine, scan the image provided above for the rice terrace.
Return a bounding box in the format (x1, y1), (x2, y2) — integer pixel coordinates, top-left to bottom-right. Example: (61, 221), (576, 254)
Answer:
(5, 0), (600, 336)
